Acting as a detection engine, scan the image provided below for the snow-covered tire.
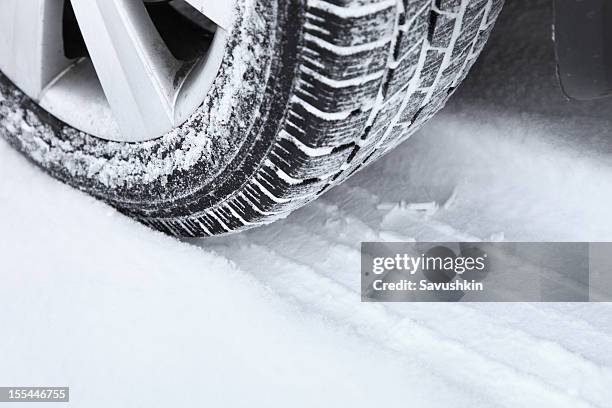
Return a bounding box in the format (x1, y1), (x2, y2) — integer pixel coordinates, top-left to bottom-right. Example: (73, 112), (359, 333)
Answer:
(0, 0), (503, 237)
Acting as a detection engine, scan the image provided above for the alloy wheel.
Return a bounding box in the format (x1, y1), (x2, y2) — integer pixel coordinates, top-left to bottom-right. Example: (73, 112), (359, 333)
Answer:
(0, 0), (233, 142)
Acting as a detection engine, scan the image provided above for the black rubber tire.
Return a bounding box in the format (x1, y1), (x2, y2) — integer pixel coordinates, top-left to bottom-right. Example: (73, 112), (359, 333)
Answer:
(0, 0), (504, 237)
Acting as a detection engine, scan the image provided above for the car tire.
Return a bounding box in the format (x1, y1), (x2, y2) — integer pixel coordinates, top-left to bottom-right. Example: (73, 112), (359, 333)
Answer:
(0, 0), (504, 236)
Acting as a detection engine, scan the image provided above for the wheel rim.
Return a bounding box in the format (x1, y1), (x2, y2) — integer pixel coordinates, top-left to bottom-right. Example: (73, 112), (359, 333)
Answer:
(0, 0), (233, 142)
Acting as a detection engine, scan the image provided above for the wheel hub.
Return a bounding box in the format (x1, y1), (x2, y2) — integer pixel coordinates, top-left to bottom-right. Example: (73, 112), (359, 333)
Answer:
(0, 0), (233, 142)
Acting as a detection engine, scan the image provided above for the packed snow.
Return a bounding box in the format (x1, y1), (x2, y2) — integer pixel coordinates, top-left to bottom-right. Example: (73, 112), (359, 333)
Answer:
(1, 1), (612, 407)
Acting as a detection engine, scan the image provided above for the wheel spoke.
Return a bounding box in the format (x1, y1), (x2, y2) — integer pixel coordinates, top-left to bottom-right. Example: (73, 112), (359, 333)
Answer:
(184, 0), (234, 32)
(0, 0), (72, 99)
(70, 0), (180, 142)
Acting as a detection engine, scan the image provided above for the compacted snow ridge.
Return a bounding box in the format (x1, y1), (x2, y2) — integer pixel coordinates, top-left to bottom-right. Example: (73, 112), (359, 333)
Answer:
(2, 0), (612, 407)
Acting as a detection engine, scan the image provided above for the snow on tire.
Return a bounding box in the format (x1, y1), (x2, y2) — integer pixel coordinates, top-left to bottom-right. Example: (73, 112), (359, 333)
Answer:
(0, 0), (504, 236)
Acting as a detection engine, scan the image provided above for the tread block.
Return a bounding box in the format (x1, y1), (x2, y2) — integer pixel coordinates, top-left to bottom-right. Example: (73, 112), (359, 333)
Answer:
(296, 70), (383, 112)
(397, 91), (427, 124)
(305, 4), (396, 47)
(418, 49), (445, 88)
(257, 165), (329, 198)
(387, 41), (422, 96)
(301, 38), (391, 81)
(286, 102), (370, 148)
(367, 87), (409, 139)
(271, 137), (354, 179)
(453, 7), (485, 57)
(428, 12), (457, 48)
(397, 4), (430, 57)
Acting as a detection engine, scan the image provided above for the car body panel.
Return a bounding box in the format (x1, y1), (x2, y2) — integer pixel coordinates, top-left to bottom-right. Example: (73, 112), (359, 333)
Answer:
(554, 0), (612, 100)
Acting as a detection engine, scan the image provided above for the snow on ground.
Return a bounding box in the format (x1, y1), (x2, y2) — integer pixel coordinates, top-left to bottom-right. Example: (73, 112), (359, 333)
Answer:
(2, 0), (612, 407)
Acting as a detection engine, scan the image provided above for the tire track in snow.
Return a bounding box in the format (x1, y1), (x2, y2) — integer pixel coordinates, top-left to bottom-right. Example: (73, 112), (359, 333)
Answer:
(544, 303), (612, 331)
(199, 238), (596, 408)
(304, 171), (612, 381)
(224, 197), (612, 407)
(306, 200), (612, 407)
(465, 303), (612, 366)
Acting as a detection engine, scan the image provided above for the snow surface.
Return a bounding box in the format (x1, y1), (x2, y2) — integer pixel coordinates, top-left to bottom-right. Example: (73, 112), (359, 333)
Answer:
(2, 1), (612, 407)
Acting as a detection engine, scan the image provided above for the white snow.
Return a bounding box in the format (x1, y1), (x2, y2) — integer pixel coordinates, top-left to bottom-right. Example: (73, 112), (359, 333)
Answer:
(1, 1), (612, 407)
